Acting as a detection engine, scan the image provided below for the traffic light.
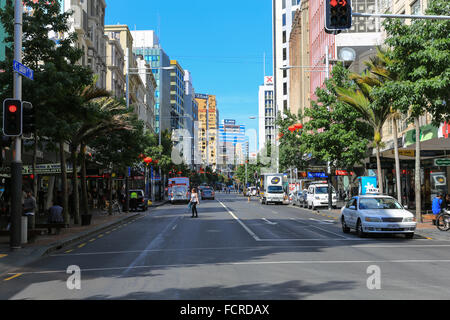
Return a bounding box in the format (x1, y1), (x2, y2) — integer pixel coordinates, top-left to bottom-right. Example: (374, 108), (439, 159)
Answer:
(3, 99), (22, 137)
(325, 0), (352, 30)
(22, 101), (35, 137)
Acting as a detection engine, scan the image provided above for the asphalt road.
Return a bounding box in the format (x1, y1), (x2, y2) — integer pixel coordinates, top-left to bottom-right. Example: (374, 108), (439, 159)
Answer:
(1, 193), (450, 300)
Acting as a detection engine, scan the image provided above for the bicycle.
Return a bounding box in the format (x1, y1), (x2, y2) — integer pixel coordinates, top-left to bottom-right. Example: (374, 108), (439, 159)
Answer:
(101, 199), (122, 215)
(436, 209), (450, 232)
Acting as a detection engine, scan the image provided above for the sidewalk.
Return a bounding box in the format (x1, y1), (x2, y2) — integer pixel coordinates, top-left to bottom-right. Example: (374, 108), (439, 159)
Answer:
(0, 199), (168, 277)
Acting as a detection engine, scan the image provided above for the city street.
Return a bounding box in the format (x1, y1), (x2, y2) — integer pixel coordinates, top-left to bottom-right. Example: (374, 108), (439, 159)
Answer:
(1, 193), (450, 300)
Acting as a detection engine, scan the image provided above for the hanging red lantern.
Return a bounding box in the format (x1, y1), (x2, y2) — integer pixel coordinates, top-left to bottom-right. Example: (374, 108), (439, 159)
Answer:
(294, 123), (303, 130)
(288, 125), (296, 133)
(144, 157), (152, 165)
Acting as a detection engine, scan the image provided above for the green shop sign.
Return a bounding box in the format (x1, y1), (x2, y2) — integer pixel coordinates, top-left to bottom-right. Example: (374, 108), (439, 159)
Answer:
(404, 124), (438, 147)
(435, 159), (450, 167)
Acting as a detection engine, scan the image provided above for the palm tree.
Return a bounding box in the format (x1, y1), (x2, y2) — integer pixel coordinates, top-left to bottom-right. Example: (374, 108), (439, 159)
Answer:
(365, 48), (403, 203)
(336, 70), (391, 194)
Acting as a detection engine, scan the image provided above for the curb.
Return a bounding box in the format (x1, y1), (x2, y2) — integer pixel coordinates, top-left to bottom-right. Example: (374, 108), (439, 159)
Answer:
(0, 212), (141, 278)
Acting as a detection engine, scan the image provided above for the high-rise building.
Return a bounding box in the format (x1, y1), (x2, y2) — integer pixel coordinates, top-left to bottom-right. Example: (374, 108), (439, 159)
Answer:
(131, 30), (171, 134)
(183, 70), (198, 168)
(258, 76), (276, 152)
(219, 120), (247, 171)
(195, 94), (219, 169)
(169, 60), (185, 131)
(272, 0), (301, 115)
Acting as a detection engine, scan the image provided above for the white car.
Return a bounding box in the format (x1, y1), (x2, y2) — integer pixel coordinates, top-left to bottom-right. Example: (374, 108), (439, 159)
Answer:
(340, 195), (416, 239)
(306, 184), (337, 210)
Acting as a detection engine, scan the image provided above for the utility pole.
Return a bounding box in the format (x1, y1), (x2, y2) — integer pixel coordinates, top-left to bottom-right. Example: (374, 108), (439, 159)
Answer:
(10, 0), (23, 250)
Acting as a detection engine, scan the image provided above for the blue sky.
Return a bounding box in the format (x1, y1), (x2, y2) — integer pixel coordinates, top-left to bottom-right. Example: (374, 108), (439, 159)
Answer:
(105, 0), (273, 152)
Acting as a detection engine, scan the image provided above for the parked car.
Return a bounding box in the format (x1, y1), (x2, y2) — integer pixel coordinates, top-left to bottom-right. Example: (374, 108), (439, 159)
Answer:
(201, 187), (215, 200)
(340, 195), (416, 239)
(306, 183), (337, 210)
(293, 190), (306, 207)
(128, 189), (148, 211)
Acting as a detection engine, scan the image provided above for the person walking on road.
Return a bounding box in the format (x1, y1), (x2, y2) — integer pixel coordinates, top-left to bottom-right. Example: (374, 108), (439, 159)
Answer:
(190, 188), (200, 218)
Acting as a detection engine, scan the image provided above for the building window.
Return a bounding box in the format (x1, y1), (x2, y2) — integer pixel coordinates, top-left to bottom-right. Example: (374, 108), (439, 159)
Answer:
(282, 31), (286, 43)
(411, 0), (421, 15)
(283, 48), (287, 61)
(283, 83), (287, 95)
(282, 13), (286, 26)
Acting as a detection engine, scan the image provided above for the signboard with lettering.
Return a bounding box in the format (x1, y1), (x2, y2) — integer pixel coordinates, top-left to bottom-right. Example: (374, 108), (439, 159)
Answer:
(435, 159), (450, 167)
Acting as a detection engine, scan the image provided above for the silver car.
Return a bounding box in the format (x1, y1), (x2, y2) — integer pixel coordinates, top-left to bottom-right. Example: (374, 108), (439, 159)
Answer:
(340, 195), (416, 239)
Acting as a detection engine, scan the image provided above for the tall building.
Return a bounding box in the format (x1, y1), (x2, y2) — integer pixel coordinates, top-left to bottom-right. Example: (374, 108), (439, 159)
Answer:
(131, 30), (172, 134)
(169, 60), (186, 131)
(207, 95), (219, 170)
(258, 76), (276, 152)
(289, 2), (310, 118)
(104, 25), (150, 130)
(219, 120), (247, 170)
(183, 70), (198, 168)
(105, 30), (126, 99)
(195, 94), (219, 169)
(272, 0), (301, 115)
(63, 0), (107, 89)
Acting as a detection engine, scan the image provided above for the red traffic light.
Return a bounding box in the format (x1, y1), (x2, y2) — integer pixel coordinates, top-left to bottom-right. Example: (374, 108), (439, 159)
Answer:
(8, 105), (17, 113)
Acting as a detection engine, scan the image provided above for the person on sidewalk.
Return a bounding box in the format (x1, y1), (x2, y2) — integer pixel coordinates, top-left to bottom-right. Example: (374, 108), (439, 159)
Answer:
(23, 190), (36, 230)
(432, 193), (444, 225)
(130, 191), (138, 212)
(190, 188), (200, 218)
(47, 201), (64, 235)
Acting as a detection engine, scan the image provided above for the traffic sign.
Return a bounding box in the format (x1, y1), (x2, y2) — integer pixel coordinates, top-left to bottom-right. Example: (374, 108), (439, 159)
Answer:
(13, 60), (34, 80)
(435, 159), (450, 167)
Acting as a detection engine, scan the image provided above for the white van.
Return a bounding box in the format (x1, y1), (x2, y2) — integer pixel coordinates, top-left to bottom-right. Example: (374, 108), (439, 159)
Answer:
(306, 183), (337, 210)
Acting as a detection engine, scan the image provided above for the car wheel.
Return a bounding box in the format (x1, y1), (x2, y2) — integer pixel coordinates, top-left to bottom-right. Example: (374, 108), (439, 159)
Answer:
(341, 216), (351, 233)
(405, 233), (414, 239)
(356, 219), (367, 238)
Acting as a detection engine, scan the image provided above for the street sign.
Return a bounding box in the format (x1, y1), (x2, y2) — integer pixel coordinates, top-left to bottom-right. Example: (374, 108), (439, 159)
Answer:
(13, 60), (34, 80)
(435, 159), (450, 167)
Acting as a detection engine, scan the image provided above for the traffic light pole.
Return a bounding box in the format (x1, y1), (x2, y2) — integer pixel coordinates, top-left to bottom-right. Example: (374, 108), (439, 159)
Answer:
(10, 0), (23, 250)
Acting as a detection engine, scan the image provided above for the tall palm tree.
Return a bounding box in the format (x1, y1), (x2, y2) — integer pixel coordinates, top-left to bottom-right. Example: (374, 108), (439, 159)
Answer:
(365, 48), (403, 203)
(336, 71), (391, 194)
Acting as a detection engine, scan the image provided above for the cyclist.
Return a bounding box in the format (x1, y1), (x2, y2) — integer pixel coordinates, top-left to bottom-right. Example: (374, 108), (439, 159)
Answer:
(432, 193), (443, 224)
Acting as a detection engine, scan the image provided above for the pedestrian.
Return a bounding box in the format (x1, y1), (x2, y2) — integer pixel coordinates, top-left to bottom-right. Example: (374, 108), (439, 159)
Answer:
(190, 188), (200, 218)
(432, 193), (444, 225)
(130, 190), (138, 212)
(48, 201), (64, 223)
(92, 187), (98, 209)
(23, 190), (36, 229)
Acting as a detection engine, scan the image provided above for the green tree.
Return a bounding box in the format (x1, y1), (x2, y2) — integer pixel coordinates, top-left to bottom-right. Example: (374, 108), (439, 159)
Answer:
(303, 64), (373, 179)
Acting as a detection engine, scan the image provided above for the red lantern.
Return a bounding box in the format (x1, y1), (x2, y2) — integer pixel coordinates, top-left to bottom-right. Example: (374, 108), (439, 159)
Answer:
(294, 123), (303, 130)
(288, 126), (296, 133)
(139, 153), (144, 159)
(144, 157), (152, 165)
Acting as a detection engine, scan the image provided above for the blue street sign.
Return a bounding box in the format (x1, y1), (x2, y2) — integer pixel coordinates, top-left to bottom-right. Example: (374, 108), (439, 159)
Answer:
(13, 60), (34, 80)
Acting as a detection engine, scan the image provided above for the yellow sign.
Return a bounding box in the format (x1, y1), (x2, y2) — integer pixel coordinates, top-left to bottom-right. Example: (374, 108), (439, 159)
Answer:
(392, 150), (415, 157)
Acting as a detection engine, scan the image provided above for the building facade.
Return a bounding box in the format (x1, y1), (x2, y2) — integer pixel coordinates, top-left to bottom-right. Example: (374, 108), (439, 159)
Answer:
(258, 76), (276, 153)
(131, 30), (172, 134)
(105, 30), (125, 99)
(272, 0), (301, 115)
(169, 60), (185, 131)
(219, 120), (247, 171)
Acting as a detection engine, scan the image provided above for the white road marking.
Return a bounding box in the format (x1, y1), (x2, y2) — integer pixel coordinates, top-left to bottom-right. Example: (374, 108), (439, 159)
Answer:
(218, 201), (260, 241)
(10, 259), (450, 275)
(262, 218), (278, 225)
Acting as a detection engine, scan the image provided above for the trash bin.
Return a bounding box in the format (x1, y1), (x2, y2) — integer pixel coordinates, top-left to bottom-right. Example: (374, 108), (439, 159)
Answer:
(21, 216), (28, 244)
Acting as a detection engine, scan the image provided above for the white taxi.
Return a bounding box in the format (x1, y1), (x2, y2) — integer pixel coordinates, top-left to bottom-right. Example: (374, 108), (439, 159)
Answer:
(340, 194), (416, 239)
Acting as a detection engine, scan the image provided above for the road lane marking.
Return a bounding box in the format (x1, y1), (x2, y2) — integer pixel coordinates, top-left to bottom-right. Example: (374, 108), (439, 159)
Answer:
(10, 259), (450, 275)
(218, 201), (260, 241)
(78, 243), (86, 248)
(65, 249), (74, 253)
(89, 238), (96, 242)
(4, 273), (22, 281)
(262, 218), (278, 225)
(172, 224), (177, 231)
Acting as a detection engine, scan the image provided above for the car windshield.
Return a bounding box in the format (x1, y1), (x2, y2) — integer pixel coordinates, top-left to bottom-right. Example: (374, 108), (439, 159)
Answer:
(315, 187), (334, 194)
(173, 187), (186, 193)
(268, 186), (284, 193)
(359, 198), (403, 210)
